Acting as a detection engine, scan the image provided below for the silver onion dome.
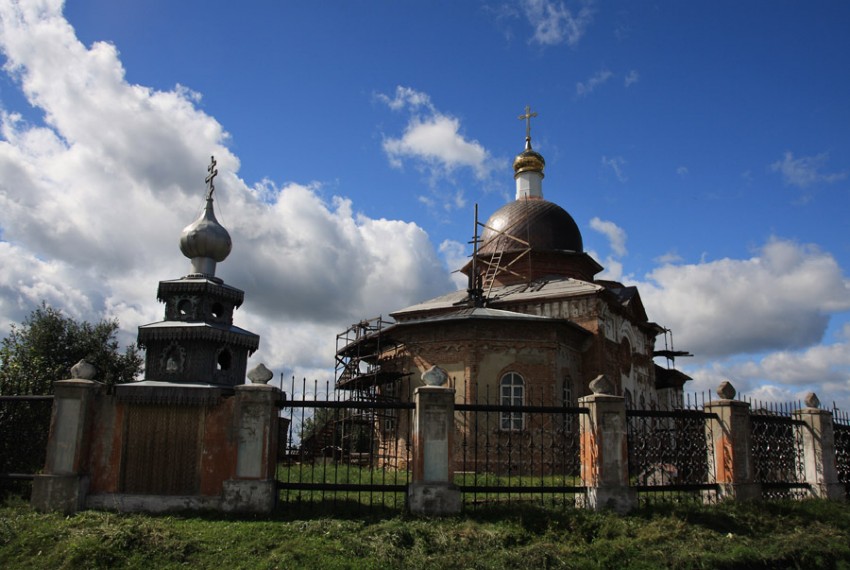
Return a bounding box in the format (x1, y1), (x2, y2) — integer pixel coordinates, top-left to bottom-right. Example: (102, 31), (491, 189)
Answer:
(179, 156), (232, 277)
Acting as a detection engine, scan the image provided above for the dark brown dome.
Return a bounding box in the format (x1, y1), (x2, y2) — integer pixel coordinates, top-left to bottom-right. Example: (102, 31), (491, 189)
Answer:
(479, 198), (583, 254)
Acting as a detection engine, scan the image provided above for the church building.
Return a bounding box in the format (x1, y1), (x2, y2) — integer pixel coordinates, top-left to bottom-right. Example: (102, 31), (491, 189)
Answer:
(335, 111), (690, 456)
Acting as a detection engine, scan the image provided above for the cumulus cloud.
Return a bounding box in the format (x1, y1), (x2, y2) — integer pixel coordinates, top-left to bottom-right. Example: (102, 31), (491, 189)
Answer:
(636, 239), (850, 359)
(378, 86), (496, 215)
(679, 329), (850, 409)
(0, 3), (454, 381)
(439, 239), (471, 291)
(769, 151), (847, 189)
(624, 70), (639, 87)
(522, 0), (594, 47)
(379, 86), (494, 183)
(585, 217), (628, 282)
(576, 69), (613, 97)
(589, 217), (627, 257)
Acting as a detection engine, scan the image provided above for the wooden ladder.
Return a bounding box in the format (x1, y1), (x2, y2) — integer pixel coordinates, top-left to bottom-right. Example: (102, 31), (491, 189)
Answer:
(481, 250), (503, 298)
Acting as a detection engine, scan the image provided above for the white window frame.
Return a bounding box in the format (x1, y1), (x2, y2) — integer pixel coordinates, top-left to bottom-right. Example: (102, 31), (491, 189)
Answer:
(500, 372), (524, 431)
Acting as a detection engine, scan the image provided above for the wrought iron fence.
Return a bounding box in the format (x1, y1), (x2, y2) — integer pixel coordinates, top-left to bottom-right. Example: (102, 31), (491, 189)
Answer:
(626, 395), (718, 505)
(0, 395), (54, 493)
(455, 384), (586, 509)
(834, 407), (850, 499)
(748, 399), (807, 500)
(277, 377), (413, 509)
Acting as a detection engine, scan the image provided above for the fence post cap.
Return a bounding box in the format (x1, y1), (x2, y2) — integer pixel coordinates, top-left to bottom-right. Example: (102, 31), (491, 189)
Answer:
(247, 363), (274, 384)
(70, 359), (97, 380)
(716, 381), (736, 400)
(803, 392), (820, 409)
(422, 365), (448, 387)
(589, 374), (614, 395)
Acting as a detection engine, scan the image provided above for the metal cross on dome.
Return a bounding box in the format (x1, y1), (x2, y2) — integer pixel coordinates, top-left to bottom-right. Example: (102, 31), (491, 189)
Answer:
(205, 155), (218, 200)
(518, 105), (537, 140)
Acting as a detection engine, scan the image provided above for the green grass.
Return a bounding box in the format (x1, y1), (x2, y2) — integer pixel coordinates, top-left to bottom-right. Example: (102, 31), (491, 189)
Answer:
(276, 463), (583, 508)
(2, 495), (850, 569)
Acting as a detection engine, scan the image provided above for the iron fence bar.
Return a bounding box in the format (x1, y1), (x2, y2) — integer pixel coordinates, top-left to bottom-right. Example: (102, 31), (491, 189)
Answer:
(760, 482), (810, 490)
(275, 482), (407, 493)
(750, 415), (806, 426)
(0, 473), (36, 480)
(460, 485), (585, 494)
(285, 400), (414, 410)
(626, 409), (718, 420)
(0, 395), (54, 401)
(633, 483), (719, 492)
(455, 403), (589, 414)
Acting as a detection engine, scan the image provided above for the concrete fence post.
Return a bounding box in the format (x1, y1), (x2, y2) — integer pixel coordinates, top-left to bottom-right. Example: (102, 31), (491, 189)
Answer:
(407, 365), (461, 516)
(703, 381), (760, 502)
(222, 364), (281, 513)
(793, 393), (845, 501)
(31, 360), (101, 514)
(577, 375), (636, 514)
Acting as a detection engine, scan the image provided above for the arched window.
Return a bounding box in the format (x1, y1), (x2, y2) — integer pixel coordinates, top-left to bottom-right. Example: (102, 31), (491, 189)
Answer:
(500, 372), (524, 431)
(217, 348), (232, 371)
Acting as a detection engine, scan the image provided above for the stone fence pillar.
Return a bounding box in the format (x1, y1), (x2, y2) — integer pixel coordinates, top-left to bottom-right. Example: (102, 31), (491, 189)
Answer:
(222, 364), (281, 513)
(407, 366), (461, 516)
(578, 375), (636, 514)
(32, 360), (101, 514)
(703, 381), (760, 502)
(793, 393), (844, 501)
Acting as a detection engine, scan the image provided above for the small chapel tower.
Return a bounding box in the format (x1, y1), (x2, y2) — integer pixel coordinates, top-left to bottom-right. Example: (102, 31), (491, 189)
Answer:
(136, 156), (259, 388)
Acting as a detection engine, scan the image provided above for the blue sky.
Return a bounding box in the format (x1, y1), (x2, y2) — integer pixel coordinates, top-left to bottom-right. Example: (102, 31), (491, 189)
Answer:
(1, 1), (849, 407)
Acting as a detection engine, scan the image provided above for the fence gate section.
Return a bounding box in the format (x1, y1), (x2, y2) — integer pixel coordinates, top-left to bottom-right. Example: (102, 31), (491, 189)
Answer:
(278, 378), (413, 509)
(832, 408), (850, 500)
(749, 401), (807, 500)
(626, 402), (719, 505)
(0, 395), (54, 491)
(454, 384), (587, 509)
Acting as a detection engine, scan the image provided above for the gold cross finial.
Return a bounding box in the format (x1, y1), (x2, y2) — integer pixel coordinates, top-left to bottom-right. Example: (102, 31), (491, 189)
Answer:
(205, 155), (218, 200)
(518, 105), (537, 140)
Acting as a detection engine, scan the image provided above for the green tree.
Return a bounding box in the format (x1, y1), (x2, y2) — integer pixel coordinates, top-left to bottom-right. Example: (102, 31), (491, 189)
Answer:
(0, 304), (143, 395)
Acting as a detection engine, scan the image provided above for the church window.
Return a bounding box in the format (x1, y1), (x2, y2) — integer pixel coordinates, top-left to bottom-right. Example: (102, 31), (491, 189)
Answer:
(562, 377), (572, 407)
(211, 302), (224, 320)
(217, 348), (232, 371)
(620, 336), (632, 376)
(177, 299), (192, 317)
(500, 372), (524, 431)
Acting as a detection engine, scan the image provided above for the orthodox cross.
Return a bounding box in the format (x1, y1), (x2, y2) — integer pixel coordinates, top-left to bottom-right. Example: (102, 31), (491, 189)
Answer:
(205, 155), (218, 200)
(518, 105), (537, 140)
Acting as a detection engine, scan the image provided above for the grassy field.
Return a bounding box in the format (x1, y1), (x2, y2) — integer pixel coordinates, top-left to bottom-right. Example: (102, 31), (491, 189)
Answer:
(2, 496), (850, 569)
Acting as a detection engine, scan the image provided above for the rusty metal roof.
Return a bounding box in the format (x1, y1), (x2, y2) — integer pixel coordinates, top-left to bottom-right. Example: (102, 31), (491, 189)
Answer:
(479, 198), (583, 255)
(391, 278), (602, 319)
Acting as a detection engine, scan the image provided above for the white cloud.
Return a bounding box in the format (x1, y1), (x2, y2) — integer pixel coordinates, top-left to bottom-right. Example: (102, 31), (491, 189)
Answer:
(636, 239), (850, 359)
(601, 154), (627, 182)
(769, 151), (848, 189)
(378, 86), (493, 183)
(382, 114), (491, 179)
(654, 251), (683, 265)
(439, 239), (470, 290)
(589, 217), (627, 257)
(679, 331), (850, 410)
(676, 166), (689, 177)
(624, 69), (639, 87)
(522, 0), (594, 47)
(576, 69), (613, 97)
(375, 85), (434, 113)
(0, 2), (454, 382)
